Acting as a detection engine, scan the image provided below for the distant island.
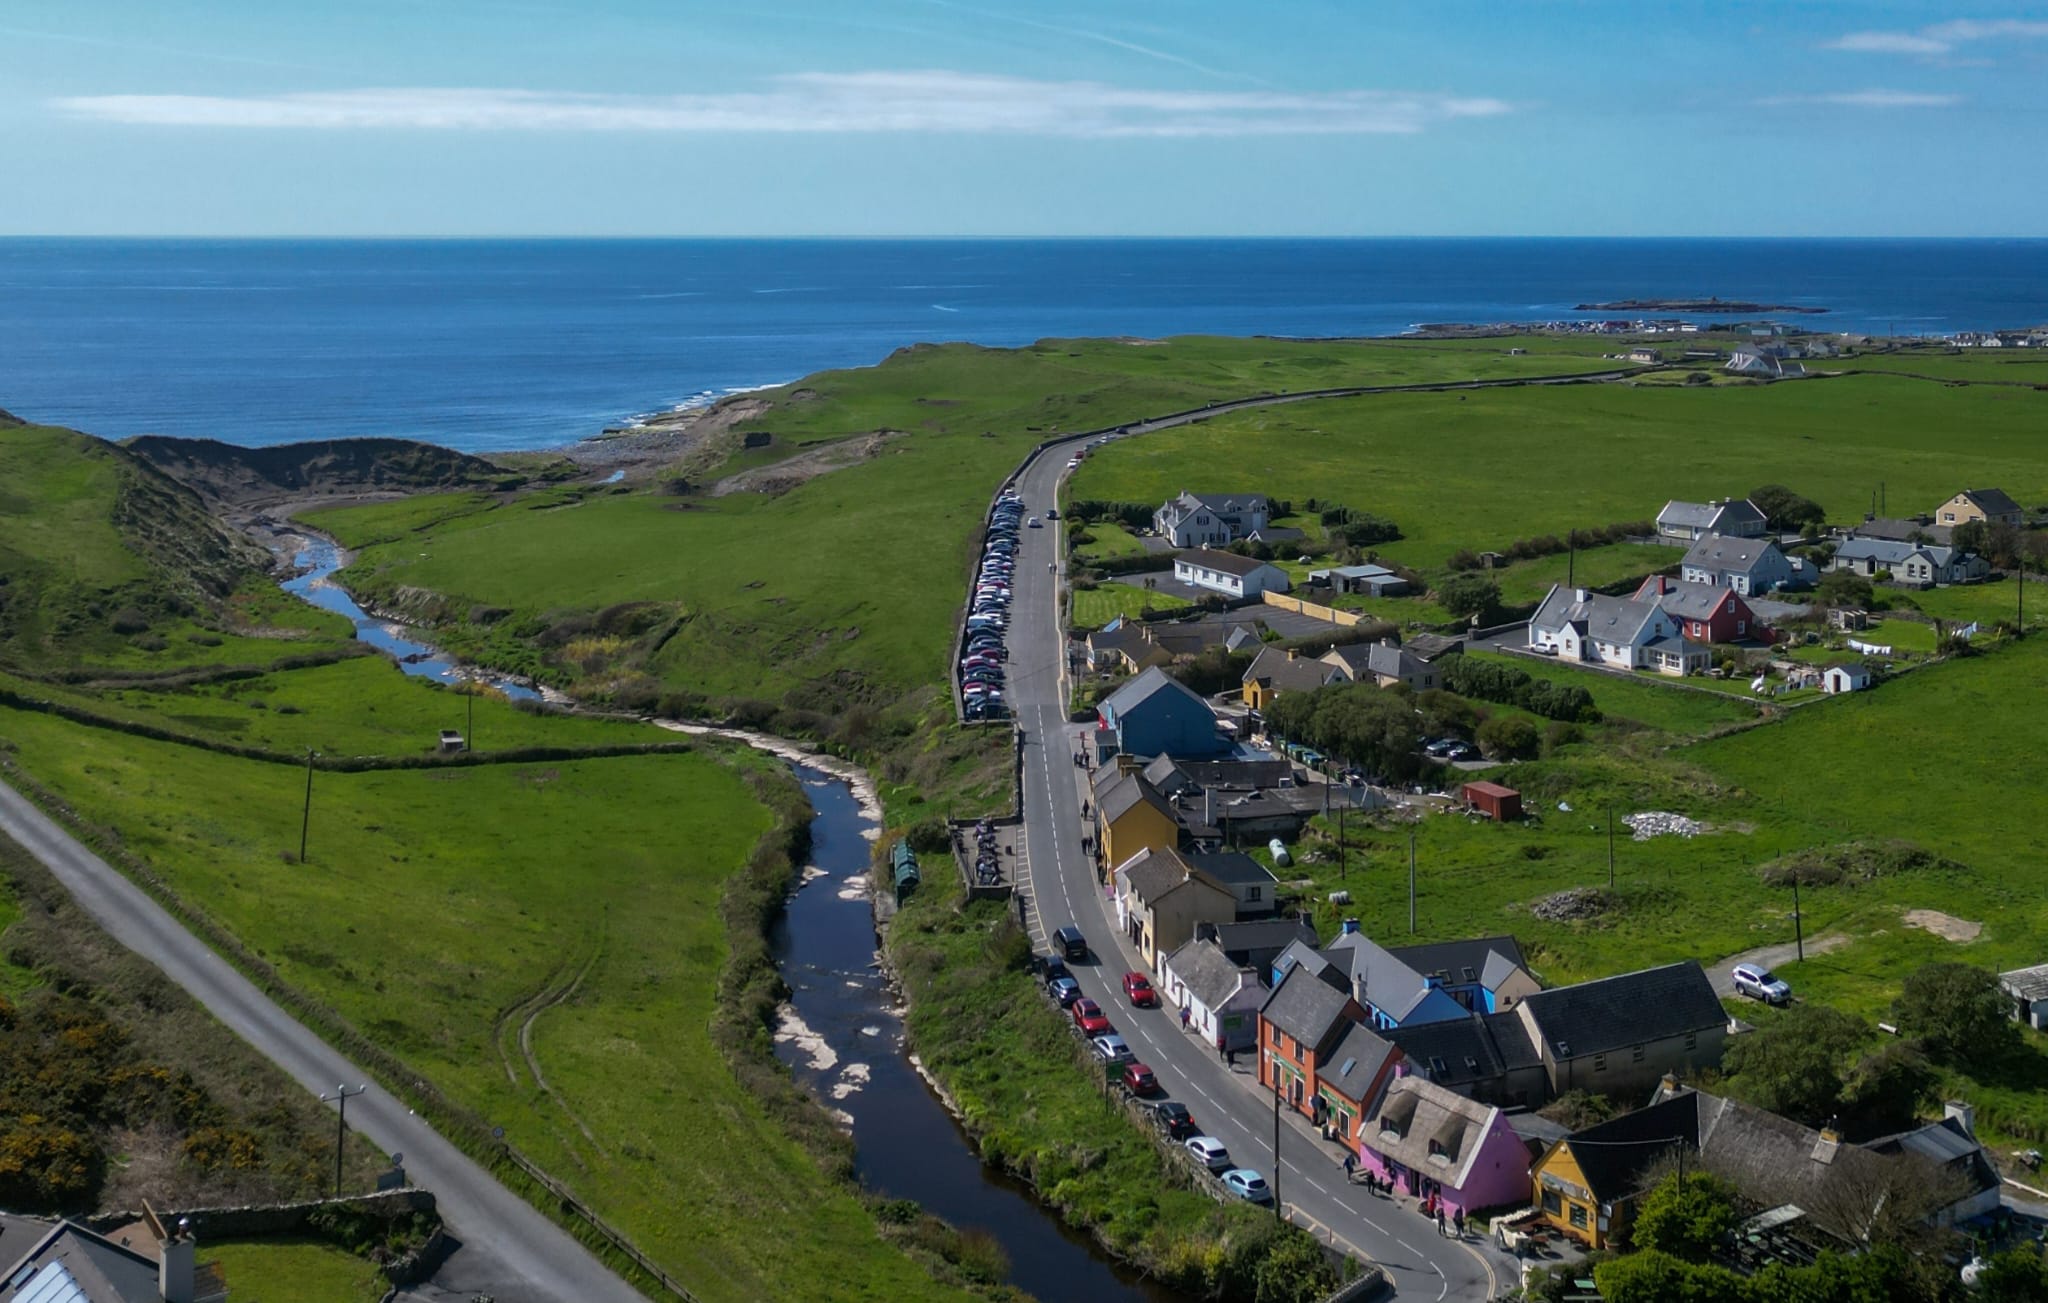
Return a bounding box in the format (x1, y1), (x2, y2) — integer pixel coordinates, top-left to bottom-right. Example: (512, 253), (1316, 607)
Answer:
(1575, 297), (1829, 314)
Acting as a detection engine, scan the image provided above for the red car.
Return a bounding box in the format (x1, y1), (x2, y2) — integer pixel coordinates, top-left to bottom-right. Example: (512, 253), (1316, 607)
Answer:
(1122, 1062), (1160, 1096)
(1071, 998), (1112, 1036)
(1122, 972), (1159, 1008)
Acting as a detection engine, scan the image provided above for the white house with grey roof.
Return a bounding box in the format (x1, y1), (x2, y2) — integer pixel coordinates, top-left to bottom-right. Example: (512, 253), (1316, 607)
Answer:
(1529, 584), (1707, 676)
(1174, 548), (1291, 599)
(1159, 936), (1266, 1052)
(1656, 497), (1767, 542)
(1153, 491), (1271, 548)
(1680, 534), (1805, 595)
(1830, 538), (1988, 588)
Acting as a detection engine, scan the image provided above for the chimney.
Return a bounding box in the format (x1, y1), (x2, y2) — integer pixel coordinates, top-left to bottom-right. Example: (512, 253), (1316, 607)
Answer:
(1656, 1072), (1681, 1102)
(1341, 918), (1361, 935)
(1945, 1100), (1976, 1137)
(159, 1217), (196, 1303)
(1574, 588), (1589, 603)
(1203, 787), (1214, 829)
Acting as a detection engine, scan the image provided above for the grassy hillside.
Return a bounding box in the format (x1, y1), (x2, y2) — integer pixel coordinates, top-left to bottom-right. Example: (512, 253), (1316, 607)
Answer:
(0, 422), (344, 669)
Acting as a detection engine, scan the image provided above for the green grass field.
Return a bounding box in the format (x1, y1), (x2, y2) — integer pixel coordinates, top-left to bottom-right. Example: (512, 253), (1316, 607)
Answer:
(1068, 582), (1191, 629)
(0, 705), (965, 1302)
(204, 1238), (386, 1303)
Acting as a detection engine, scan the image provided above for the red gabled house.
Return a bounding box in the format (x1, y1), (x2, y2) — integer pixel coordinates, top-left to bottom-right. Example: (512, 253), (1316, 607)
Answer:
(1632, 576), (1772, 645)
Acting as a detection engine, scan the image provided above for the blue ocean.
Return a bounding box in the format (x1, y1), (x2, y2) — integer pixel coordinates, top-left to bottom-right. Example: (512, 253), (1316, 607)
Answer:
(3, 238), (2045, 453)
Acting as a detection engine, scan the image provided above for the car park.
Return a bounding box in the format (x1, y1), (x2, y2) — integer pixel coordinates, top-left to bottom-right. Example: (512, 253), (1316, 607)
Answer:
(1732, 963), (1790, 1004)
(1153, 1102), (1197, 1140)
(1047, 976), (1081, 1007)
(1122, 972), (1159, 1007)
(1121, 1063), (1160, 1096)
(1222, 1169), (1273, 1204)
(1185, 1136), (1232, 1170)
(1090, 1034), (1133, 1065)
(1071, 998), (1111, 1035)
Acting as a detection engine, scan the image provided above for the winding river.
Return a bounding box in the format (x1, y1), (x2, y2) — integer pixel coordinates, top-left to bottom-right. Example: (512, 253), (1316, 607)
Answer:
(277, 535), (1180, 1303)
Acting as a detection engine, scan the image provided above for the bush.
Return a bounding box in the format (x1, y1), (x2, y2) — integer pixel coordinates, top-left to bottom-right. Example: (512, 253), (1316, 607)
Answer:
(1894, 962), (2018, 1065)
(1631, 1171), (1739, 1261)
(1433, 574), (1500, 620)
(1475, 715), (1540, 760)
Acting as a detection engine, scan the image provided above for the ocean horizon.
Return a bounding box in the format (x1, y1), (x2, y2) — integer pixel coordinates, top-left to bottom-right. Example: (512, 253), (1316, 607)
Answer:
(4, 236), (2045, 453)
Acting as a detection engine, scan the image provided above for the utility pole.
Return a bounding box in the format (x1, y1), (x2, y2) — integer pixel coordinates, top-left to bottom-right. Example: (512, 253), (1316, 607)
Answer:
(1271, 1077), (1283, 1219)
(467, 688), (475, 752)
(1792, 874), (1804, 963)
(1607, 807), (1616, 889)
(1337, 803), (1347, 881)
(299, 749), (319, 863)
(1408, 829), (1417, 934)
(1567, 530), (1576, 588)
(321, 1083), (368, 1197)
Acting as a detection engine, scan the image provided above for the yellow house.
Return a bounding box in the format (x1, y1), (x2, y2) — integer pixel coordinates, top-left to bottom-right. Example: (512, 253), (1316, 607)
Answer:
(1113, 846), (1237, 968)
(1240, 646), (1342, 711)
(1935, 487), (2023, 528)
(1093, 767), (1179, 874)
(1528, 1091), (1699, 1249)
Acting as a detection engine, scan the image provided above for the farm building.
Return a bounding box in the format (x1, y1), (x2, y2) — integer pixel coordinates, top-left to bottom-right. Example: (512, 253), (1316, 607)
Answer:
(1463, 781), (1523, 822)
(1822, 664), (1872, 694)
(2000, 963), (2048, 1030)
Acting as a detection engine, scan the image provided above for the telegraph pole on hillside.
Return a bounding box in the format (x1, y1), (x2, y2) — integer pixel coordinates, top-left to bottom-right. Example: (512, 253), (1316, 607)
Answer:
(467, 687), (475, 752)
(1271, 1079), (1283, 1220)
(1607, 807), (1616, 889)
(1408, 829), (1417, 934)
(1792, 875), (1805, 963)
(321, 1083), (368, 1197)
(299, 749), (319, 863)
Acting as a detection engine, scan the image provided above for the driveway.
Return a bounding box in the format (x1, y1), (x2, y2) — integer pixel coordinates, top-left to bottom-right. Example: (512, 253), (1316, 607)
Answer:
(1705, 934), (1849, 997)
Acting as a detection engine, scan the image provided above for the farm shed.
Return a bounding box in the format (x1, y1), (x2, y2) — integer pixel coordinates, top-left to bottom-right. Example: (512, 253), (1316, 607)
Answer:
(1463, 781), (1523, 822)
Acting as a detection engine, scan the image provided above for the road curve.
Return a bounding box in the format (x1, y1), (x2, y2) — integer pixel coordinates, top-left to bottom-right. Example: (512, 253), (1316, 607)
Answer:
(0, 777), (645, 1303)
(987, 372), (1629, 1299)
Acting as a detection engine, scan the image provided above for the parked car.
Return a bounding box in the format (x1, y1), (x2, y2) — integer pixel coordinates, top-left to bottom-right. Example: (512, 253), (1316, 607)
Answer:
(1153, 1102), (1197, 1140)
(1090, 1034), (1134, 1065)
(1732, 963), (1791, 1004)
(1185, 1136), (1232, 1171)
(1121, 1062), (1160, 1096)
(1047, 976), (1081, 1007)
(1046, 508), (1059, 519)
(1039, 954), (1069, 982)
(1222, 1169), (1273, 1204)
(1071, 998), (1111, 1036)
(1028, 517), (1042, 528)
(1122, 972), (1159, 1008)
(1054, 925), (1087, 961)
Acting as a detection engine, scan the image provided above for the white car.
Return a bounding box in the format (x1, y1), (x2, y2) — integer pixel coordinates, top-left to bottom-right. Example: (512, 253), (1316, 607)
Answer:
(1090, 1034), (1134, 1065)
(1185, 1135), (1232, 1170)
(1731, 963), (1790, 1004)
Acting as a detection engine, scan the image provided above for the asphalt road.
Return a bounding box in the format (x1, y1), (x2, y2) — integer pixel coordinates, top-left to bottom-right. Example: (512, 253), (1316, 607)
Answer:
(0, 778), (645, 1303)
(997, 411), (1529, 1300)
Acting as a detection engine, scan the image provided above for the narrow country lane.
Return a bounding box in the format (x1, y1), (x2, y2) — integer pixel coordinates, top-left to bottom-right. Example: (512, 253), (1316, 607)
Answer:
(0, 778), (647, 1303)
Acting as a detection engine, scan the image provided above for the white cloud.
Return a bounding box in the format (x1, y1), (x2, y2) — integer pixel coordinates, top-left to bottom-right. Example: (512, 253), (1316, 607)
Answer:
(1823, 17), (2048, 55)
(1760, 88), (1963, 108)
(53, 72), (1512, 138)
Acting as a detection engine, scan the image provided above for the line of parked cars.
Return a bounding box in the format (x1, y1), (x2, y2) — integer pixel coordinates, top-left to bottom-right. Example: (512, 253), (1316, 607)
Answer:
(963, 488), (1024, 720)
(1033, 944), (1273, 1207)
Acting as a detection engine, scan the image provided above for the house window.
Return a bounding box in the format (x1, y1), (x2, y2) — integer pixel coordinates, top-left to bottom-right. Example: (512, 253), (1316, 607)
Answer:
(1632, 1044), (1645, 1064)
(1542, 1188), (1562, 1215)
(1592, 1054), (1607, 1073)
(1736, 620), (1745, 634)
(1427, 1138), (1443, 1157)
(1247, 886), (1262, 902)
(1683, 1031), (1697, 1051)
(1569, 1202), (1588, 1230)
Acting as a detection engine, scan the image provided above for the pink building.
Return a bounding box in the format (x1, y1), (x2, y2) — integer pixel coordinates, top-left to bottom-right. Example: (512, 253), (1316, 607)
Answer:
(1356, 1074), (1534, 1219)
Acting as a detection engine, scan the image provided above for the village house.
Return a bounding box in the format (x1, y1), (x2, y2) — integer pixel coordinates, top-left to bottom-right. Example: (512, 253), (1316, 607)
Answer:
(1305, 563), (1410, 596)
(1356, 1075), (1535, 1220)
(1821, 663), (1872, 694)
(1528, 1089), (1696, 1250)
(1199, 917), (1320, 983)
(1091, 765), (1180, 872)
(1679, 534), (1805, 595)
(1142, 754), (1294, 796)
(1093, 666), (1229, 759)
(1529, 584), (1709, 675)
(1830, 537), (1989, 587)
(1386, 1009), (1549, 1109)
(1240, 645), (1343, 710)
(1655, 497), (1767, 542)
(1173, 547), (1292, 600)
(1258, 960), (1368, 1115)
(1325, 925), (1540, 1030)
(1182, 849), (1280, 916)
(1632, 575), (1770, 644)
(0, 1207), (222, 1303)
(1626, 346), (1662, 364)
(1999, 962), (2048, 1030)
(1840, 514), (1951, 546)
(1935, 487), (2023, 528)
(1113, 845), (1238, 969)
(1316, 1021), (1406, 1155)
(1725, 346), (1805, 379)
(1158, 936), (1267, 1052)
(1322, 638), (1442, 691)
(1513, 962), (1728, 1097)
(1863, 1104), (2003, 1226)
(1085, 620), (1174, 674)
(1153, 490), (1272, 548)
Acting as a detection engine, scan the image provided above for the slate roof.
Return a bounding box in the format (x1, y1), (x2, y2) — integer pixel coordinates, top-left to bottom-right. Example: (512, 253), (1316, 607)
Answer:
(1206, 918), (1320, 964)
(1862, 1116), (1999, 1200)
(1364, 1076), (1504, 1191)
(1633, 577), (1739, 622)
(1185, 850), (1278, 888)
(1845, 517), (1950, 545)
(1517, 961), (1724, 1061)
(1099, 665), (1209, 724)
(1386, 1010), (1541, 1090)
(2000, 963), (2048, 1002)
(0, 1219), (163, 1303)
(1956, 487), (2022, 517)
(1260, 960), (1357, 1050)
(1681, 534), (1784, 577)
(1531, 585), (1664, 644)
(1177, 491), (1271, 515)
(1242, 646), (1341, 693)
(1179, 547), (1271, 579)
(1403, 633), (1465, 662)
(1118, 846), (1192, 904)
(1835, 538), (1922, 568)
(1385, 935), (1528, 989)
(1320, 643), (1376, 677)
(1171, 758), (1295, 790)
(1365, 641), (1424, 681)
(1093, 769), (1175, 828)
(1657, 500), (1719, 530)
(1162, 937), (1257, 1011)
(1551, 1092), (1701, 1203)
(1322, 1020), (1402, 1105)
(1328, 932), (1438, 1024)
(1691, 1091), (1900, 1236)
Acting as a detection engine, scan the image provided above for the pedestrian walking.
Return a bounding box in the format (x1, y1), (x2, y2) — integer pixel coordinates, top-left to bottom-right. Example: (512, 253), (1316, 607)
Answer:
(1343, 1153), (1356, 1183)
(1454, 1209), (1466, 1239)
(1179, 1006), (1191, 1031)
(1436, 1208), (1447, 1238)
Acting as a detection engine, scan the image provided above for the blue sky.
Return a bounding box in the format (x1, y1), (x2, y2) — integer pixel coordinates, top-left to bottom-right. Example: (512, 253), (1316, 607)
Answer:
(3, 0), (2044, 236)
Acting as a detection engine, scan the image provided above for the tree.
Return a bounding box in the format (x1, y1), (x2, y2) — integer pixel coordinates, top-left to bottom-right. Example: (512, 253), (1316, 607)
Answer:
(1751, 484), (1827, 533)
(1814, 569), (1873, 610)
(1983, 520), (2024, 570)
(1593, 1249), (1744, 1303)
(1952, 519), (1989, 555)
(1975, 1246), (2048, 1303)
(1475, 714), (1540, 761)
(1433, 573), (1501, 621)
(1893, 962), (2018, 1065)
(1632, 1171), (1740, 1262)
(1720, 1004), (1866, 1126)
(1413, 689), (1477, 740)
(1837, 1040), (1937, 1136)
